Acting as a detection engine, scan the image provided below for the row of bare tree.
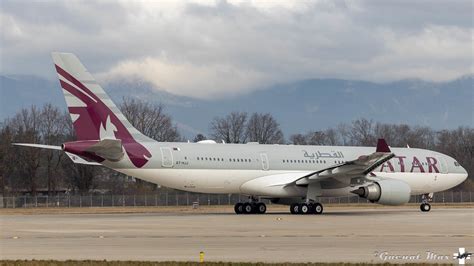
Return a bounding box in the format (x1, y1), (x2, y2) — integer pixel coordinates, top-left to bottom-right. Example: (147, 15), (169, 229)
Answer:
(209, 112), (284, 144)
(0, 98), (472, 195)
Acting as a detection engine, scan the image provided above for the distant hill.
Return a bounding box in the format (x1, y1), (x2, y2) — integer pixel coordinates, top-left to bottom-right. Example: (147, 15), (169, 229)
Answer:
(1, 74), (472, 138)
(0, 75), (66, 118)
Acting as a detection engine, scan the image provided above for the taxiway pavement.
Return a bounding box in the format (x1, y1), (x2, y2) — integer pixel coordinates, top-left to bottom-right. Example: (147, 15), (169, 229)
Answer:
(1, 207), (473, 263)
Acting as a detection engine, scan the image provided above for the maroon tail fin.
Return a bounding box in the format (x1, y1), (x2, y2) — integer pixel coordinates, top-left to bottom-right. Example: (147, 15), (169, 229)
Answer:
(52, 52), (153, 168)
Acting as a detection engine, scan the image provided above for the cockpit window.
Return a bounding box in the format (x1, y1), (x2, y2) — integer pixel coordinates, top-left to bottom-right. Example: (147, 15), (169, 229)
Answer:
(454, 161), (460, 167)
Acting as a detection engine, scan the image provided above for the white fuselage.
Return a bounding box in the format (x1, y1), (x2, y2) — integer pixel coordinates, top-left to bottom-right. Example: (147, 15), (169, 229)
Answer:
(48, 52), (469, 202)
(104, 142), (468, 198)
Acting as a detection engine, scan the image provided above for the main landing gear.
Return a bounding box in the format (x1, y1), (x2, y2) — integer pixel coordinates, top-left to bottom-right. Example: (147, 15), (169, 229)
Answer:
(290, 202), (323, 215)
(420, 193), (433, 212)
(234, 201), (267, 214)
(234, 197), (324, 215)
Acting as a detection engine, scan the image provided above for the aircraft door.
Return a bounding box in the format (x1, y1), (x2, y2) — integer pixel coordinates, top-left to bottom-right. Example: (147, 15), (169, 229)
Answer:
(160, 147), (173, 168)
(260, 153), (269, 171)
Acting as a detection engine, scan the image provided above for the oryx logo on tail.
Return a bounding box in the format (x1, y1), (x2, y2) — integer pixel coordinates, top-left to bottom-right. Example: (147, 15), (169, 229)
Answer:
(53, 53), (152, 168)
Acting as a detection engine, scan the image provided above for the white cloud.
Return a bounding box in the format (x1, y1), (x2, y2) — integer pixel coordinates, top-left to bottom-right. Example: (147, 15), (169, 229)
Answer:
(1, 0), (472, 99)
(100, 56), (269, 99)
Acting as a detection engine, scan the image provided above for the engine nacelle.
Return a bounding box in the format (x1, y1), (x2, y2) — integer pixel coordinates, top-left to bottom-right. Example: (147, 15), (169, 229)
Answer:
(351, 179), (411, 206)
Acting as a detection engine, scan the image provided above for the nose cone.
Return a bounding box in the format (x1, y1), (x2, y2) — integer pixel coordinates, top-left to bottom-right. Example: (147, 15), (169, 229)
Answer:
(451, 165), (469, 188)
(460, 166), (468, 181)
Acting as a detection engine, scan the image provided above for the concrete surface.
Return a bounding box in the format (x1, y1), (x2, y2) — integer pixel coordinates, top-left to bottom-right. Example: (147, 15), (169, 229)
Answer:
(1, 207), (473, 263)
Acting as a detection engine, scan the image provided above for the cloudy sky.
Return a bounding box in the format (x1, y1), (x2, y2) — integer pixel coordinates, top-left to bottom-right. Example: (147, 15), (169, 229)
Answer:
(1, 0), (472, 99)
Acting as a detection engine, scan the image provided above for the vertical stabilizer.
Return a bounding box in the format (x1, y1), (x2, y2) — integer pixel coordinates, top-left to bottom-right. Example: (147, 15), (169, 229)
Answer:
(51, 52), (153, 168)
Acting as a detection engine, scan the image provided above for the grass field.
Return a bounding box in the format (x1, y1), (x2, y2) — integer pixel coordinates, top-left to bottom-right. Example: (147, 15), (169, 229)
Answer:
(0, 261), (452, 266)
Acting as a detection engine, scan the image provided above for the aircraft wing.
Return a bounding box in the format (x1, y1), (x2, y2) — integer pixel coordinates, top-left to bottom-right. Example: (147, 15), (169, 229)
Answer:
(240, 139), (394, 197)
(240, 171), (314, 197)
(294, 139), (394, 186)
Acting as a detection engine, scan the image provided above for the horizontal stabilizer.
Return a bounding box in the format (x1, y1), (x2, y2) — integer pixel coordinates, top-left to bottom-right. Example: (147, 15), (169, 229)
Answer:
(12, 143), (62, 150)
(85, 139), (124, 162)
(13, 143), (101, 166)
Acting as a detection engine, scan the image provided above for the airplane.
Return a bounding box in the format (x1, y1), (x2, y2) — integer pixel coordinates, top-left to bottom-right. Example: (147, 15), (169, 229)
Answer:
(14, 52), (468, 215)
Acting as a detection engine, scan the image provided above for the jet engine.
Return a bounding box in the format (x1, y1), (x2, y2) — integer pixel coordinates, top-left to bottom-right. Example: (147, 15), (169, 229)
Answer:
(351, 179), (411, 206)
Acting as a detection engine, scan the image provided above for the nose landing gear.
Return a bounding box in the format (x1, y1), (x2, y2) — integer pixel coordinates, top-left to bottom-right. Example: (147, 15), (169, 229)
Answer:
(420, 203), (431, 212)
(420, 193), (433, 212)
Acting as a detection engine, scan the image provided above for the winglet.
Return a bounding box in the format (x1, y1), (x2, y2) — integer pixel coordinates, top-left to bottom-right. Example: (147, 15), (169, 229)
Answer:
(376, 138), (391, 153)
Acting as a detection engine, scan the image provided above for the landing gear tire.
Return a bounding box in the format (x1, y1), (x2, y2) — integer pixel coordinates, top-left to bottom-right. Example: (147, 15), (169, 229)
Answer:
(256, 202), (267, 214)
(234, 203), (243, 214)
(290, 203), (323, 215)
(243, 202), (254, 214)
(290, 203), (299, 214)
(420, 203), (431, 212)
(299, 203), (310, 214)
(313, 203), (323, 214)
